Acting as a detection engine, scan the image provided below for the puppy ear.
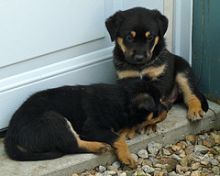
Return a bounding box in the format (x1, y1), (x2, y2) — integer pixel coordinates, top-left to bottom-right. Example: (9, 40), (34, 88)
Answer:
(152, 10), (168, 37)
(105, 11), (124, 41)
(133, 94), (156, 111)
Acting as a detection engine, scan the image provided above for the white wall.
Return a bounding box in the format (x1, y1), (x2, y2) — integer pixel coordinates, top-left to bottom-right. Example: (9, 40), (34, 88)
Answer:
(0, 0), (191, 130)
(173, 0), (193, 63)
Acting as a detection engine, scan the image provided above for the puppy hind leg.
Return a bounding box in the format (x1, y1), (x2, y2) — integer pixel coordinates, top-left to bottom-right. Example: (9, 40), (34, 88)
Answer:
(65, 119), (111, 154)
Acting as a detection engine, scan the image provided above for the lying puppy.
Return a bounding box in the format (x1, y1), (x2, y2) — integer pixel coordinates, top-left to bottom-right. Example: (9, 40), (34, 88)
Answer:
(105, 7), (209, 121)
(5, 79), (167, 168)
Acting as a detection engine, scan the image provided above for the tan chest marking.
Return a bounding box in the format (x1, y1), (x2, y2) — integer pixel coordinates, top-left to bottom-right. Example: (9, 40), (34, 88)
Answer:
(117, 70), (140, 79)
(151, 36), (160, 53)
(141, 64), (166, 80)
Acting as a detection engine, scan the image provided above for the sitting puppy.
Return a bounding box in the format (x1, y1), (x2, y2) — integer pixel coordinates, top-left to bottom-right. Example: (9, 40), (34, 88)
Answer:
(105, 7), (209, 121)
(5, 80), (167, 168)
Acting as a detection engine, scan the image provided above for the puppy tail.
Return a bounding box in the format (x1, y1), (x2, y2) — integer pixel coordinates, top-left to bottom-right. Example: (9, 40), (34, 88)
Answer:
(4, 137), (64, 161)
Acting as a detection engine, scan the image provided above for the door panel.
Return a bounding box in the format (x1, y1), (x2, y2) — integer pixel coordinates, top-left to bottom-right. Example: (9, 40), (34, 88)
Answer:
(192, 0), (220, 101)
(0, 0), (105, 67)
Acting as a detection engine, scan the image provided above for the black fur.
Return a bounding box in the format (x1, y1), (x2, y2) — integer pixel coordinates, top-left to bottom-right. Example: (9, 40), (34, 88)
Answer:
(5, 80), (164, 161)
(105, 7), (209, 116)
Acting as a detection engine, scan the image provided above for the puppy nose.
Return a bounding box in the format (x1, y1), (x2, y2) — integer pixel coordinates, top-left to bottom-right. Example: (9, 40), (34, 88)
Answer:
(134, 55), (145, 62)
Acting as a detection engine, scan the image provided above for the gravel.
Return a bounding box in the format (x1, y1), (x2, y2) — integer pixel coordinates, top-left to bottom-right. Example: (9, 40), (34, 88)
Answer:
(72, 130), (220, 176)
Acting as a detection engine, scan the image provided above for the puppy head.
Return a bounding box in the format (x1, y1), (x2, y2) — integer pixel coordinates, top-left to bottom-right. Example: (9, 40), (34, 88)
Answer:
(132, 93), (156, 112)
(105, 7), (168, 65)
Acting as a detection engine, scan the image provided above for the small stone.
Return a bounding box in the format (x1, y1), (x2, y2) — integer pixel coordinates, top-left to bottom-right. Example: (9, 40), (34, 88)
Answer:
(149, 157), (159, 166)
(107, 166), (117, 172)
(176, 165), (189, 174)
(119, 172), (127, 176)
(188, 153), (201, 162)
(147, 141), (162, 155)
(98, 165), (106, 173)
(171, 145), (181, 152)
(185, 171), (191, 176)
(200, 159), (209, 166)
(202, 154), (211, 165)
(125, 170), (133, 176)
(111, 161), (120, 169)
(213, 146), (220, 154)
(142, 165), (155, 173)
(162, 148), (171, 155)
(154, 171), (165, 176)
(194, 145), (209, 154)
(176, 142), (187, 150)
(185, 145), (194, 155)
(72, 174), (79, 176)
(105, 170), (117, 175)
(191, 162), (200, 170)
(95, 173), (103, 176)
(212, 166), (220, 175)
(133, 169), (145, 176)
(168, 171), (180, 176)
(142, 159), (152, 166)
(131, 153), (138, 162)
(178, 150), (186, 158)
(185, 135), (197, 144)
(211, 132), (220, 144)
(217, 155), (220, 162)
(202, 138), (215, 148)
(137, 158), (143, 165)
(137, 149), (149, 159)
(154, 163), (166, 169)
(171, 154), (181, 161)
(158, 157), (177, 172)
(191, 171), (201, 176)
(180, 157), (188, 167)
(210, 158), (219, 166)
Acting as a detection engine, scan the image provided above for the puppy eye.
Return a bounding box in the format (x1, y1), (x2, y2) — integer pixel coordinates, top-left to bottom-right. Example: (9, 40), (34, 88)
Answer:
(125, 34), (133, 42)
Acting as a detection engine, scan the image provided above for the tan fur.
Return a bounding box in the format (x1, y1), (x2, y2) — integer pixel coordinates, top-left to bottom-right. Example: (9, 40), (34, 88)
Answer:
(113, 135), (137, 168)
(145, 31), (151, 38)
(78, 140), (110, 153)
(141, 64), (166, 80)
(131, 31), (136, 38)
(117, 70), (140, 79)
(176, 73), (203, 120)
(150, 36), (159, 53)
(139, 111), (167, 129)
(120, 127), (136, 139)
(117, 37), (127, 53)
(65, 119), (110, 153)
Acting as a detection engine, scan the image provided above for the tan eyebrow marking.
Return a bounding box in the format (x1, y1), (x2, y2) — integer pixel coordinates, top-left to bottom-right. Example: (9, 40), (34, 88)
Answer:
(150, 36), (159, 53)
(130, 31), (136, 38)
(117, 37), (128, 53)
(145, 31), (151, 38)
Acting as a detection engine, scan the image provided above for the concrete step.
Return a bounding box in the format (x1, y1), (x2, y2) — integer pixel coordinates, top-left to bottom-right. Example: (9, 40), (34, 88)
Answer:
(0, 101), (220, 176)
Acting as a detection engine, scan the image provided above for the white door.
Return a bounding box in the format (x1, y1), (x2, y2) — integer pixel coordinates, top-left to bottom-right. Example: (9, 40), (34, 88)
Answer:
(0, 0), (176, 130)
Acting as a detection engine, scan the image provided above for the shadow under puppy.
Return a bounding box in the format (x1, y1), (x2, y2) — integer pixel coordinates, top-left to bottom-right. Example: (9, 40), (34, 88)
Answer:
(5, 79), (167, 168)
(105, 7), (209, 122)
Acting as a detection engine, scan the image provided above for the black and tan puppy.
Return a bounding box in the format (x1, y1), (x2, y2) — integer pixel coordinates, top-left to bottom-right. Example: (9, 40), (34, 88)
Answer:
(5, 79), (167, 168)
(105, 7), (209, 121)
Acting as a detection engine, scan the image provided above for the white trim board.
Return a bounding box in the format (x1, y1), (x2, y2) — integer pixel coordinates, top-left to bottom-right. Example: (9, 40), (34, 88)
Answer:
(173, 0), (193, 63)
(163, 0), (174, 52)
(0, 47), (116, 130)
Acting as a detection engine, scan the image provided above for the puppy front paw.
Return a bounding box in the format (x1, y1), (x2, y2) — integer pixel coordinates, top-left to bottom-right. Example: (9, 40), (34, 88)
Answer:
(121, 155), (137, 169)
(188, 107), (204, 121)
(98, 143), (112, 153)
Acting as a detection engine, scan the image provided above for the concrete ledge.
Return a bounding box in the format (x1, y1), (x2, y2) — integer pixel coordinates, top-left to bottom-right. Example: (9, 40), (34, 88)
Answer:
(1, 101), (220, 176)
